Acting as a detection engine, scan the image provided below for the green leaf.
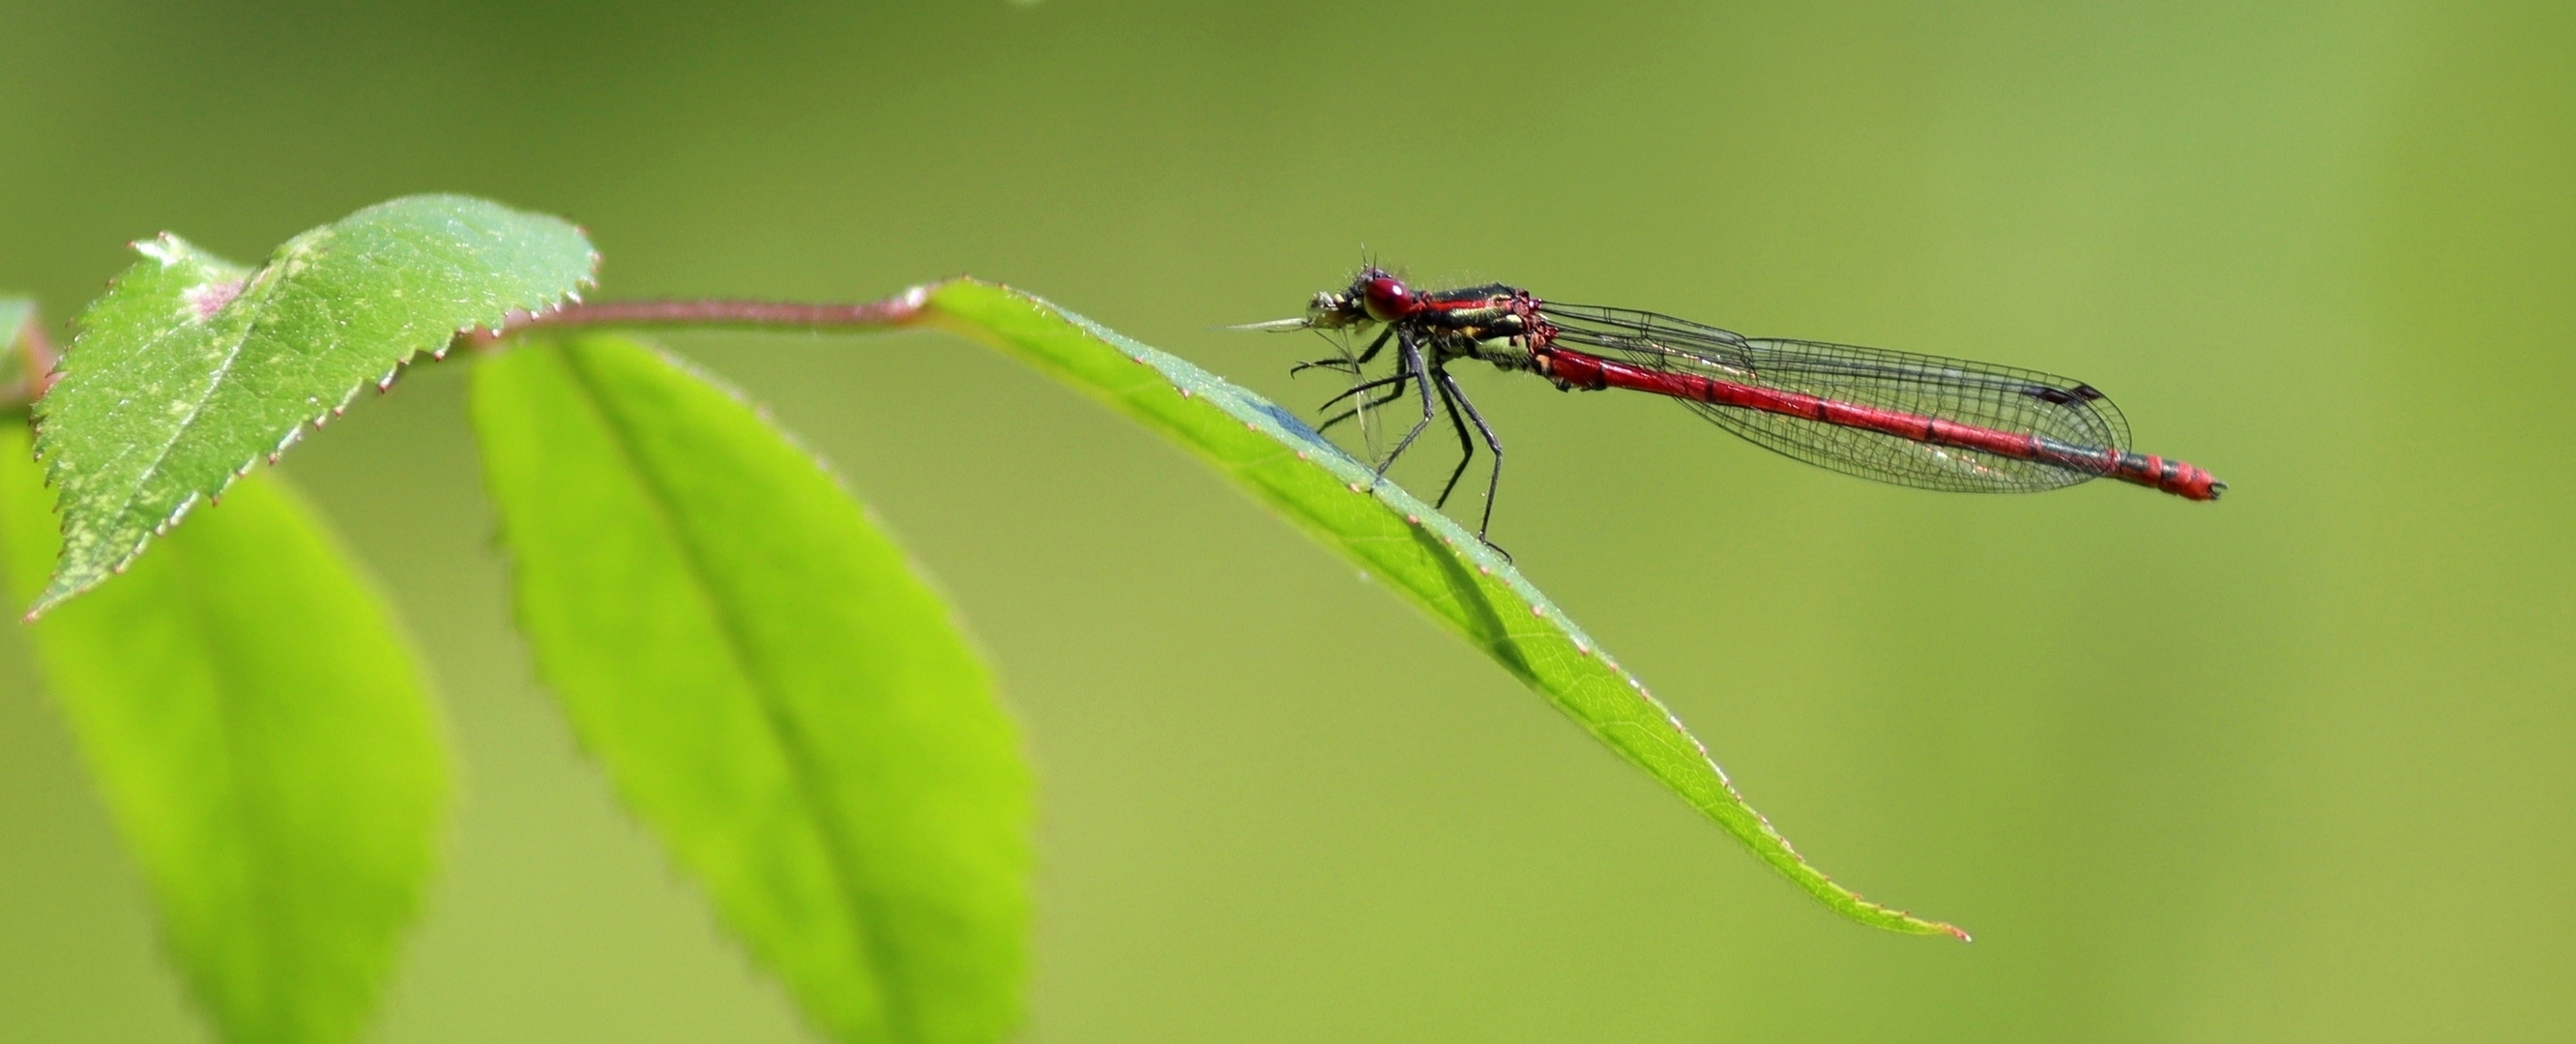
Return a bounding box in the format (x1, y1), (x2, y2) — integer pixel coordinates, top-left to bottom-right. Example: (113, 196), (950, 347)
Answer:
(470, 334), (1032, 1043)
(0, 419), (452, 1043)
(29, 193), (597, 615)
(917, 279), (1965, 939)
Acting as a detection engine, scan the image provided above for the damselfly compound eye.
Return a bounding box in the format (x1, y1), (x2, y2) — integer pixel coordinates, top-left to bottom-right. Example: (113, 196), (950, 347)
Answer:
(1361, 276), (1413, 321)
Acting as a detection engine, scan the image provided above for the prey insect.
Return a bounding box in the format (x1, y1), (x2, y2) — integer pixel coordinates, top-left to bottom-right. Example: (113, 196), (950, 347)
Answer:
(1239, 267), (2223, 543)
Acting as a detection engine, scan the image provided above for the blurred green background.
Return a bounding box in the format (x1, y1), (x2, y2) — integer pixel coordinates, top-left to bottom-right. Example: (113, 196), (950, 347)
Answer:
(2, 1), (2568, 1040)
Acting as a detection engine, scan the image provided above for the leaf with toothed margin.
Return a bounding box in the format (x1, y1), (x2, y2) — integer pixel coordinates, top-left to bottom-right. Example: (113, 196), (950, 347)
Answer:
(0, 420), (450, 1044)
(27, 194), (597, 616)
(473, 334), (1029, 1044)
(913, 278), (1966, 939)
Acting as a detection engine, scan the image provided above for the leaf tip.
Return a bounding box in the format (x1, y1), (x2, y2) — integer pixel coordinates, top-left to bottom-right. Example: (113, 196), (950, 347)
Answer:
(27, 566), (101, 620)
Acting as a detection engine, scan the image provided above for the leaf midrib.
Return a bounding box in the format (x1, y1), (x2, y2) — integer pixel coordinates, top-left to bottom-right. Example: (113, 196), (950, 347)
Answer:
(550, 344), (913, 1043)
(110, 254), (292, 541)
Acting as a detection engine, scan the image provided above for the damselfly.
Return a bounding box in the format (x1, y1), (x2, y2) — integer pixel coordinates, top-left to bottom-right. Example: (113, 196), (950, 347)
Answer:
(1241, 267), (2223, 540)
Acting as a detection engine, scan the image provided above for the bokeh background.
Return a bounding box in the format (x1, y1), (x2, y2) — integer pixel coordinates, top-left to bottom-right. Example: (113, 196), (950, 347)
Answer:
(2, 1), (2569, 1041)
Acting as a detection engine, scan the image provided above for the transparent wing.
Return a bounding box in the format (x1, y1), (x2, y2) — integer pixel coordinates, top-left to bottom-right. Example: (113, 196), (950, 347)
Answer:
(1543, 304), (2130, 493)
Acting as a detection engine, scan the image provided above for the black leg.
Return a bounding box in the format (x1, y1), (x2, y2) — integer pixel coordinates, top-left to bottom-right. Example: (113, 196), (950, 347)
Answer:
(1315, 368), (1407, 414)
(1437, 367), (1507, 544)
(1376, 329), (1437, 477)
(1314, 368), (1409, 436)
(1291, 327), (1393, 377)
(1429, 365), (1476, 509)
(1316, 378), (1410, 435)
(1349, 326), (1394, 366)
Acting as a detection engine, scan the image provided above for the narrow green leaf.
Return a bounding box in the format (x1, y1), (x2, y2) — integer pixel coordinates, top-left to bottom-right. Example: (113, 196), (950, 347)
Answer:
(30, 193), (598, 614)
(471, 334), (1031, 1043)
(0, 420), (452, 1043)
(917, 279), (1964, 939)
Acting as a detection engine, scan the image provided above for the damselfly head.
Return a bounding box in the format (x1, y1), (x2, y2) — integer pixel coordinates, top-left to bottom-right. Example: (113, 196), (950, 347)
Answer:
(1350, 267), (1415, 322)
(1302, 266), (1414, 329)
(1226, 266), (1414, 333)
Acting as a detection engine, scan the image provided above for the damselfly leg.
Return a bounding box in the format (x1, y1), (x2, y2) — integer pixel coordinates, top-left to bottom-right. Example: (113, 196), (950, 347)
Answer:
(1433, 365), (1505, 540)
(1378, 328), (1438, 478)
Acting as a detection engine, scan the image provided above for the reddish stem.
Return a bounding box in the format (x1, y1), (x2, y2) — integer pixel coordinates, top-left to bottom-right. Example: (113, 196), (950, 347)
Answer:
(460, 286), (932, 352)
(3, 286), (940, 407)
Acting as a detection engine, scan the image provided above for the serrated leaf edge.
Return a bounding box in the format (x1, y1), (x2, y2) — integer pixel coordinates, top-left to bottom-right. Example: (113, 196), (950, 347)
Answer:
(26, 228), (600, 617)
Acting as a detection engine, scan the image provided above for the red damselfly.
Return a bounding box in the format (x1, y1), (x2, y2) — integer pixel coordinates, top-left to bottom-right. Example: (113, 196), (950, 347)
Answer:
(1241, 267), (2223, 541)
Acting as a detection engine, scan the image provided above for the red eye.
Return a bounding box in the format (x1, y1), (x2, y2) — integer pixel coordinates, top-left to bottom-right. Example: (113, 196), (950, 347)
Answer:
(1361, 276), (1413, 321)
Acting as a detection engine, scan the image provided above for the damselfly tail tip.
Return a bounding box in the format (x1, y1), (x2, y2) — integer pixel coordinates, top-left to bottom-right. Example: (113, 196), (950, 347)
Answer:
(2208, 478), (2227, 501)
(1221, 317), (1313, 333)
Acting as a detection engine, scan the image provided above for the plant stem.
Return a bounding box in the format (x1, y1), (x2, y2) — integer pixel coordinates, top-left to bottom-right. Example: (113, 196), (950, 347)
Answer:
(461, 286), (932, 352)
(5, 288), (937, 408)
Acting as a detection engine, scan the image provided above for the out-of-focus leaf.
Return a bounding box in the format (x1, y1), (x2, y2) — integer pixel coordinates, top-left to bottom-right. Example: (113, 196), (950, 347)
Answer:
(471, 334), (1031, 1043)
(915, 278), (1963, 939)
(0, 420), (452, 1043)
(29, 194), (597, 614)
(0, 298), (32, 393)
